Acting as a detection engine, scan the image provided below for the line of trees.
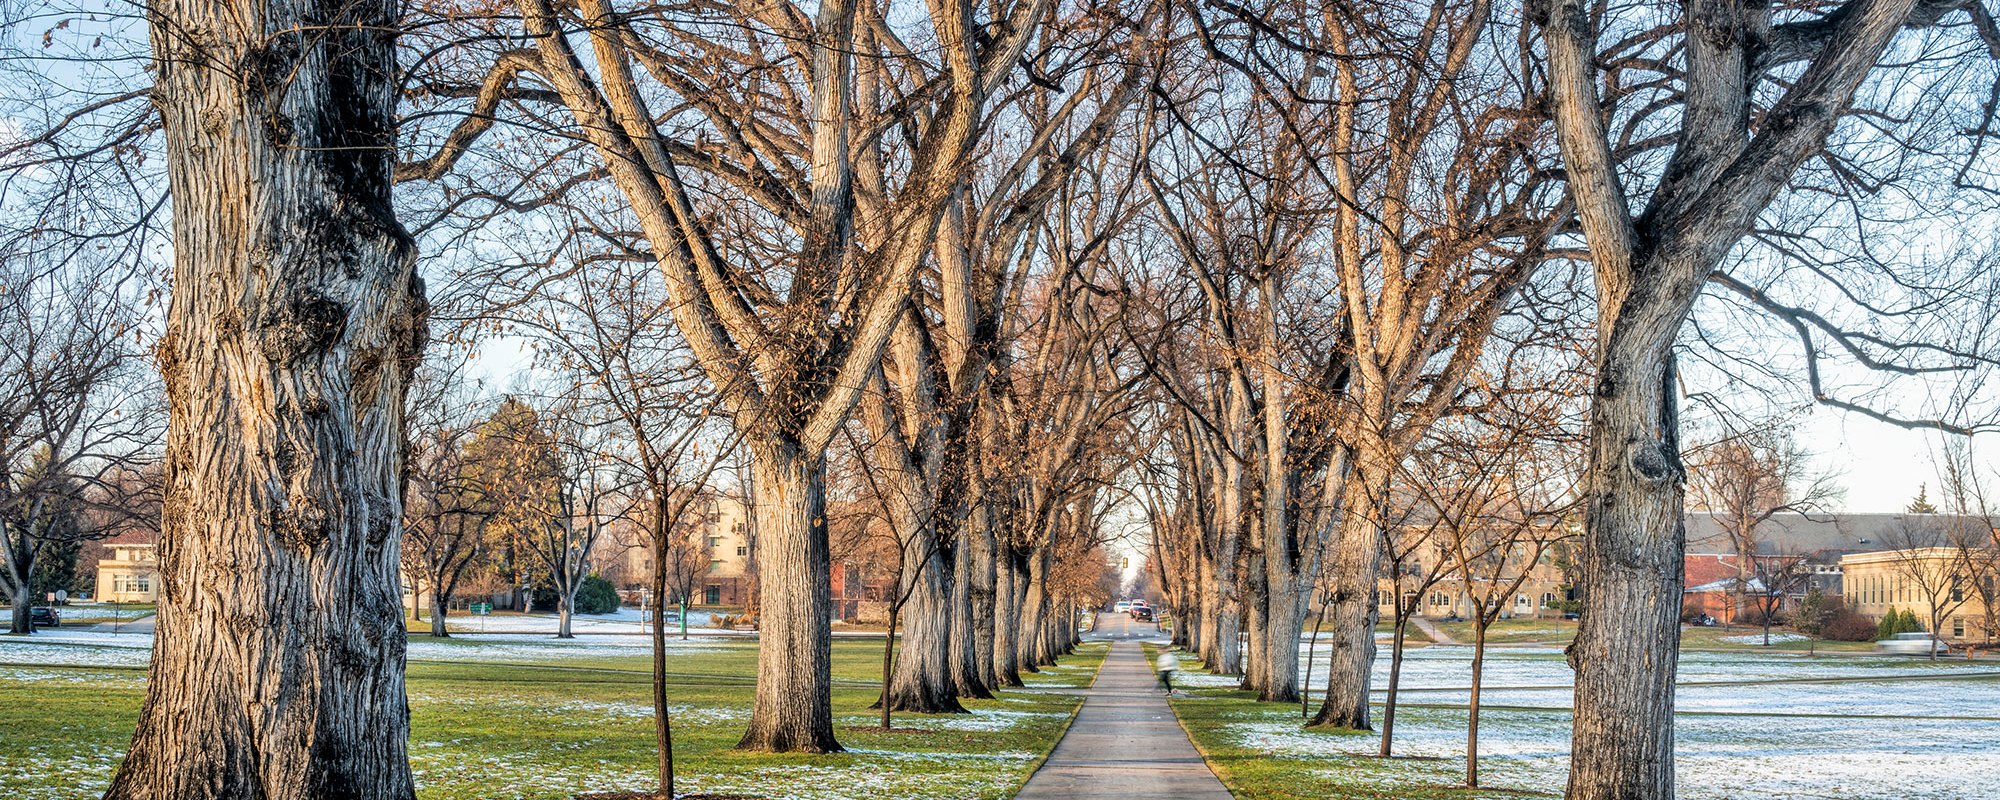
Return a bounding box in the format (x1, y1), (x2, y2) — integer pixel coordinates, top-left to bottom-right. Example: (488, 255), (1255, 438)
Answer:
(5, 0), (1999, 796)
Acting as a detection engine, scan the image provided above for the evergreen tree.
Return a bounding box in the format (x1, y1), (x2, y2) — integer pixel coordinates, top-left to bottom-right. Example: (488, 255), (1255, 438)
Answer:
(1907, 486), (1939, 515)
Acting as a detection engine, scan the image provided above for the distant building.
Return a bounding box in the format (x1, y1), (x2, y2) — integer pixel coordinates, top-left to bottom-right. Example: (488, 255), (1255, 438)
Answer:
(94, 536), (159, 603)
(1681, 512), (1997, 635)
(1841, 548), (1997, 642)
(603, 491), (756, 608)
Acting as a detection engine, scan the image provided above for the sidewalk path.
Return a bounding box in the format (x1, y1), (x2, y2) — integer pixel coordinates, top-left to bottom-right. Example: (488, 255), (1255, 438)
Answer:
(1410, 615), (1458, 645)
(1015, 616), (1232, 799)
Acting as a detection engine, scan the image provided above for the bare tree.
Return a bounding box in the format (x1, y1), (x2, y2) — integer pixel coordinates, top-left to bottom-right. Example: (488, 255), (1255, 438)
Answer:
(0, 257), (161, 634)
(1685, 423), (1841, 636)
(402, 355), (496, 637)
(397, 0), (1076, 752)
(96, 0), (430, 791)
(1535, 0), (2000, 793)
(1411, 380), (1581, 789)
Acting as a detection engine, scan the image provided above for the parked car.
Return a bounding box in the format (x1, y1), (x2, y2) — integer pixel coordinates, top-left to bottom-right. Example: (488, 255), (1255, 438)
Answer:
(1877, 631), (1948, 656)
(28, 606), (60, 628)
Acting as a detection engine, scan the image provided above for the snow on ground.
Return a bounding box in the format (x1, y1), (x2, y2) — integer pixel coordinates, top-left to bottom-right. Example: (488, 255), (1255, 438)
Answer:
(837, 708), (1067, 733)
(1209, 644), (2000, 800)
(1719, 632), (1809, 645)
(426, 607), (727, 635)
(0, 626), (751, 668)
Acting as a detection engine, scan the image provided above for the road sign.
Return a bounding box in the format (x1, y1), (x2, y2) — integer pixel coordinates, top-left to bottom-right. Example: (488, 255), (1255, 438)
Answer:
(471, 602), (492, 615)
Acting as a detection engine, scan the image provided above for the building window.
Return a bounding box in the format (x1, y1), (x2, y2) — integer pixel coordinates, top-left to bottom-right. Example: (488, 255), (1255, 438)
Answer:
(704, 585), (721, 605)
(736, 546), (747, 556)
(708, 559), (724, 573)
(707, 536), (722, 548)
(1953, 618), (1966, 637)
(135, 577), (149, 593)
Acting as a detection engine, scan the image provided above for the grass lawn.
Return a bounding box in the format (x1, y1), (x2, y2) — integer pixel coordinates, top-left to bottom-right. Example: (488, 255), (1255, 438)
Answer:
(0, 637), (1107, 800)
(1676, 625), (1877, 653)
(2, 604), (155, 627)
(1144, 643), (1529, 800)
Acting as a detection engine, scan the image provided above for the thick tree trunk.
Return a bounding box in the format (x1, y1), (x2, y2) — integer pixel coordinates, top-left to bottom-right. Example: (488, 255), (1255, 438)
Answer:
(104, 0), (424, 795)
(1564, 351), (1683, 799)
(886, 532), (965, 713)
(557, 591), (576, 638)
(429, 594), (449, 638)
(1240, 550), (1267, 693)
(948, 527), (990, 698)
(1260, 570), (1305, 704)
(1020, 547), (1050, 667)
(1313, 498), (1383, 730)
(992, 547), (1023, 685)
(7, 599), (31, 635)
(969, 502), (999, 689)
(738, 449), (841, 752)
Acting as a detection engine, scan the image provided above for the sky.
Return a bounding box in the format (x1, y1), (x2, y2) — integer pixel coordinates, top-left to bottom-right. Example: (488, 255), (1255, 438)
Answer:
(1799, 407), (1996, 513)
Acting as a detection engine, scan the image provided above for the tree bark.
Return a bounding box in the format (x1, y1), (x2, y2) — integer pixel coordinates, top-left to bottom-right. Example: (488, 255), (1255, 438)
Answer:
(429, 594), (449, 638)
(969, 497), (999, 689)
(886, 532), (965, 713)
(105, 0), (424, 794)
(1563, 353), (1684, 799)
(991, 546), (1022, 684)
(737, 448), (841, 752)
(1314, 471), (1385, 730)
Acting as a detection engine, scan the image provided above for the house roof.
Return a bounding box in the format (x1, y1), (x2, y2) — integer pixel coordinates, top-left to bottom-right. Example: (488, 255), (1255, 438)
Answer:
(1684, 553), (1742, 588)
(1682, 512), (1989, 556)
(99, 531), (157, 546)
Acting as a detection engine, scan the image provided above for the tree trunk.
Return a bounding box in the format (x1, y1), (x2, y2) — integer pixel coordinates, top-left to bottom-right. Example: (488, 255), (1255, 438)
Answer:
(1468, 621), (1488, 789)
(430, 593), (449, 638)
(969, 501), (999, 689)
(949, 525), (991, 698)
(1021, 547), (1051, 668)
(1378, 611), (1409, 756)
(651, 523), (676, 798)
(6, 600), (30, 635)
(992, 547), (1023, 685)
(1260, 571), (1304, 704)
(104, 0), (424, 795)
(1314, 467), (1386, 730)
(1240, 550), (1268, 693)
(737, 448), (841, 752)
(557, 591), (576, 638)
(886, 532), (965, 713)
(1564, 351), (1683, 800)
(879, 603), (900, 729)
(3, 531), (37, 634)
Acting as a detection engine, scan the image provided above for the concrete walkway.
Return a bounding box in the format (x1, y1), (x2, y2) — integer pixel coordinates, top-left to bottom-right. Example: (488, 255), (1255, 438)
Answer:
(1016, 616), (1232, 799)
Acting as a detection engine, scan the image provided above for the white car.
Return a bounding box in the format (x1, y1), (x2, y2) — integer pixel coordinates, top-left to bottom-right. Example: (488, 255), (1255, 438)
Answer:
(1877, 631), (1949, 656)
(1113, 600), (1132, 614)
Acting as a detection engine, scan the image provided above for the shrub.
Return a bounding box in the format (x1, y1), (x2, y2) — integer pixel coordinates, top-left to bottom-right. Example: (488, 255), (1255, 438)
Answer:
(527, 575), (621, 614)
(574, 573), (620, 615)
(1823, 609), (1878, 642)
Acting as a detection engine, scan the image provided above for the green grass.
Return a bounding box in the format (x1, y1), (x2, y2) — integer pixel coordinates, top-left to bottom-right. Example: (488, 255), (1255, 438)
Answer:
(1429, 618), (1574, 645)
(1143, 642), (1556, 800)
(2, 604), (155, 627)
(1676, 625), (1877, 652)
(0, 638), (1107, 800)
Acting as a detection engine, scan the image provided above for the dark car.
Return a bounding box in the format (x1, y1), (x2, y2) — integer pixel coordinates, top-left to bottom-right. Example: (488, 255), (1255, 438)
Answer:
(1131, 606), (1154, 622)
(28, 606), (60, 628)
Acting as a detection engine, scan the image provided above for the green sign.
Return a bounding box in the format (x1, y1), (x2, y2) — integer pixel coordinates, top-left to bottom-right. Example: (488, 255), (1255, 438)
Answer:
(471, 603), (492, 615)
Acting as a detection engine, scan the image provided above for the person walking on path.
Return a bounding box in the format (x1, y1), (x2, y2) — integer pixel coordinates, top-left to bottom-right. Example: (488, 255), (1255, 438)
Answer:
(1155, 651), (1179, 694)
